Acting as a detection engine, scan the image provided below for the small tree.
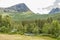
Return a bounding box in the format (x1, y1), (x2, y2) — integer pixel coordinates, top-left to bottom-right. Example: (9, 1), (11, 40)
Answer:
(42, 23), (50, 34)
(32, 25), (39, 34)
(50, 20), (60, 37)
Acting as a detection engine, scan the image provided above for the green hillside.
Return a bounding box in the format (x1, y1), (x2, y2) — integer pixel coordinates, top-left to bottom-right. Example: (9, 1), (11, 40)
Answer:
(10, 12), (60, 21)
(0, 11), (60, 21)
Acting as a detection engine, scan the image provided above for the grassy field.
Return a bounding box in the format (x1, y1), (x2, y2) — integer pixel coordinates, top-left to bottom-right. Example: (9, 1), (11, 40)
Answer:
(0, 34), (57, 40)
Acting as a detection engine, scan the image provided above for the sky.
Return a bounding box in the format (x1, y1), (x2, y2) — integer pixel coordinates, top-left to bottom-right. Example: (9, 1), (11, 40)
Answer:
(0, 0), (56, 14)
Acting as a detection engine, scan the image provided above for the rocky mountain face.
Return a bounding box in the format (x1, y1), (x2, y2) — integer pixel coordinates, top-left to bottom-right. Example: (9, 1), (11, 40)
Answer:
(49, 0), (60, 14)
(43, 0), (60, 14)
(49, 8), (60, 14)
(0, 3), (31, 12)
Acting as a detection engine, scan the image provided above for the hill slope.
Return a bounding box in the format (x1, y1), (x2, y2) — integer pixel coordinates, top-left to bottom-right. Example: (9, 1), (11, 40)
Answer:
(0, 3), (31, 13)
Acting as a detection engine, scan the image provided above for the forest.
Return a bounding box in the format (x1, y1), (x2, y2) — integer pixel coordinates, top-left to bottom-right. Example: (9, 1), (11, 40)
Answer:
(0, 13), (60, 40)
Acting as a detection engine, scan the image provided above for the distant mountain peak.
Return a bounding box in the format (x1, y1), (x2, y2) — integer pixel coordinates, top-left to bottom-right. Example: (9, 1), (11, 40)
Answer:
(0, 3), (32, 13)
(49, 7), (60, 14)
(42, 0), (60, 14)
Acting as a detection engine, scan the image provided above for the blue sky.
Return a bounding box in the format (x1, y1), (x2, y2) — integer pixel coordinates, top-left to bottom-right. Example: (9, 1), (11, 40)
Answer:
(0, 0), (56, 14)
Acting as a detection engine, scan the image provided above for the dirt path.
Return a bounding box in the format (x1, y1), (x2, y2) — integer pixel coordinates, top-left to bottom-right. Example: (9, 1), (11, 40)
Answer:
(0, 34), (56, 40)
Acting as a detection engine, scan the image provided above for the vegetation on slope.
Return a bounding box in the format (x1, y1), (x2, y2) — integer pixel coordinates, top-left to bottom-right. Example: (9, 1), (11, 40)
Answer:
(0, 12), (60, 40)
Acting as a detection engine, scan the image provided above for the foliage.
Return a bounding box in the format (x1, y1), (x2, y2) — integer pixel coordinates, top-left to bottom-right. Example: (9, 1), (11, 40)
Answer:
(0, 12), (60, 38)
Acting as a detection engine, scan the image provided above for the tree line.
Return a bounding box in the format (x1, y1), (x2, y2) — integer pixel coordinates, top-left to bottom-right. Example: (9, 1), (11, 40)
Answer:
(0, 14), (60, 38)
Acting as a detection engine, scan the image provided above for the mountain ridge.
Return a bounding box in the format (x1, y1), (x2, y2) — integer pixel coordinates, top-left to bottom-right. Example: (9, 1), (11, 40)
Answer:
(0, 3), (32, 13)
(49, 8), (60, 14)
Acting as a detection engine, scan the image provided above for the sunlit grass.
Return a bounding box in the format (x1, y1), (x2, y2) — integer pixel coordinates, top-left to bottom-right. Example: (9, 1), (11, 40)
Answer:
(0, 34), (57, 40)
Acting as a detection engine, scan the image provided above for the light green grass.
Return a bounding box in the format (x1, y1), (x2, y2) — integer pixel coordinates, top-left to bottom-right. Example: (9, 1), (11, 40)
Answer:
(0, 34), (57, 40)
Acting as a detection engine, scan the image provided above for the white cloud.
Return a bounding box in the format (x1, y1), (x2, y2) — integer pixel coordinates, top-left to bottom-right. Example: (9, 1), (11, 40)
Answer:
(0, 0), (23, 7)
(0, 0), (55, 14)
(24, 0), (55, 14)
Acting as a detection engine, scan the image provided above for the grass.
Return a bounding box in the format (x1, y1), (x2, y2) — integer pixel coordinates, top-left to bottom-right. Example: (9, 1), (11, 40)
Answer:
(0, 34), (57, 40)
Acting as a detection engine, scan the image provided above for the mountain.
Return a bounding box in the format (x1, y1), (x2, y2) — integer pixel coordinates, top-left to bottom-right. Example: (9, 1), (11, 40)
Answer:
(0, 3), (31, 13)
(49, 0), (60, 14)
(49, 8), (60, 14)
(43, 0), (60, 14)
